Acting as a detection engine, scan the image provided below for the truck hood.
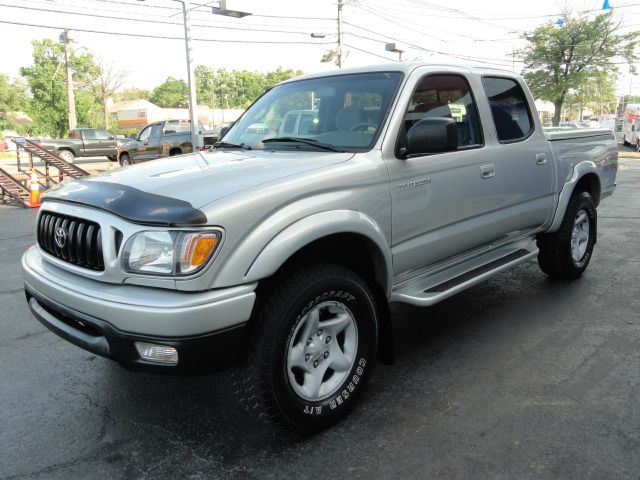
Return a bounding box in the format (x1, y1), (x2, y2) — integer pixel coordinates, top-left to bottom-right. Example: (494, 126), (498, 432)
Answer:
(42, 150), (354, 224)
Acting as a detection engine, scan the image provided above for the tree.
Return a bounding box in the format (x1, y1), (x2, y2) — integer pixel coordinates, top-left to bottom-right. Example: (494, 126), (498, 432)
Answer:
(194, 66), (305, 110)
(0, 74), (28, 131)
(565, 70), (617, 119)
(113, 87), (151, 102)
(20, 39), (102, 136)
(150, 77), (188, 108)
(520, 10), (639, 125)
(92, 58), (127, 129)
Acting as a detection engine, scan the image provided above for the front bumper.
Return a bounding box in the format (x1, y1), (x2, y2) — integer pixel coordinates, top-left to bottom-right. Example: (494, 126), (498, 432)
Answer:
(26, 287), (246, 374)
(22, 246), (257, 374)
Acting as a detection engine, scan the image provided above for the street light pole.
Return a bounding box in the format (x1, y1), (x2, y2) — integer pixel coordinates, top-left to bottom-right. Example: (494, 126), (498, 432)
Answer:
(337, 0), (344, 68)
(61, 30), (77, 131)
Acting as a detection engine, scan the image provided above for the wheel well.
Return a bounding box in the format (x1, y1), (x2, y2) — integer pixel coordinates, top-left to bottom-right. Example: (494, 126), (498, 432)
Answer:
(574, 173), (601, 206)
(169, 147), (182, 156)
(58, 148), (74, 156)
(272, 233), (386, 289)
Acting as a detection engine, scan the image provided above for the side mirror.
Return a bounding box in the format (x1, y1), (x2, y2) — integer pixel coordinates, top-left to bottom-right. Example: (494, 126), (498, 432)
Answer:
(219, 126), (230, 138)
(405, 117), (458, 157)
(130, 133), (137, 140)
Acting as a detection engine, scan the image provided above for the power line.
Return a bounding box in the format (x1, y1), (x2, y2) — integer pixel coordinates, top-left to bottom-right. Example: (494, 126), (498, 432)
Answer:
(403, 0), (640, 21)
(343, 43), (397, 62)
(354, 2), (480, 41)
(24, 0), (335, 31)
(0, 19), (333, 44)
(1, 2), (334, 35)
(96, 0), (177, 10)
(343, 22), (516, 66)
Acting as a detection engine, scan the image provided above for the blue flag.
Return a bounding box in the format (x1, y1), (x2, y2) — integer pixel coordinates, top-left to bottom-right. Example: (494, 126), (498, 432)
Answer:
(603, 0), (611, 9)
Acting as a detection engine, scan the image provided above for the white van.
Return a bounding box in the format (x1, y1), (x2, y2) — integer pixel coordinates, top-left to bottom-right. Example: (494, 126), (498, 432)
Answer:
(621, 103), (640, 147)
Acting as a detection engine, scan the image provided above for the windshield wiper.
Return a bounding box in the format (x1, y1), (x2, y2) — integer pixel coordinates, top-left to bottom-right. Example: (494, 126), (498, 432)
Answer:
(212, 141), (252, 150)
(262, 137), (345, 152)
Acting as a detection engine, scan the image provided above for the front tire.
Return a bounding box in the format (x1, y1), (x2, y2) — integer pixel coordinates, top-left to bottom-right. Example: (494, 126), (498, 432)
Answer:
(120, 153), (133, 167)
(236, 263), (378, 434)
(537, 191), (597, 280)
(58, 150), (75, 164)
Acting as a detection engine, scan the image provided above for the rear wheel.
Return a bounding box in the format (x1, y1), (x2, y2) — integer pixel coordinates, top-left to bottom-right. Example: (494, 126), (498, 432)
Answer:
(235, 263), (378, 434)
(623, 134), (630, 146)
(537, 191), (597, 280)
(58, 150), (75, 164)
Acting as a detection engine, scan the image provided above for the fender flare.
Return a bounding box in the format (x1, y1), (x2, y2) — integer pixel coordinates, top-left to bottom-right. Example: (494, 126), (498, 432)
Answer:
(243, 210), (393, 296)
(548, 160), (599, 232)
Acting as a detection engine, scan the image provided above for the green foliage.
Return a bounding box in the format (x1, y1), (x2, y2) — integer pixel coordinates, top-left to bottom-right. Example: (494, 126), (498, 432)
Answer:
(150, 77), (188, 108)
(19, 39), (102, 136)
(113, 87), (151, 102)
(565, 70), (618, 116)
(0, 74), (29, 131)
(520, 11), (640, 125)
(195, 66), (304, 109)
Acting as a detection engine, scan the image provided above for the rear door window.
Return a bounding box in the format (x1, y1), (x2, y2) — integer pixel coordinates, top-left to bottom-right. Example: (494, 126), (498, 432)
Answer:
(482, 77), (534, 142)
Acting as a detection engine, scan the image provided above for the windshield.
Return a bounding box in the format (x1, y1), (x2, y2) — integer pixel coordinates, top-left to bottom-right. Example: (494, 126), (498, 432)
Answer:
(222, 72), (403, 151)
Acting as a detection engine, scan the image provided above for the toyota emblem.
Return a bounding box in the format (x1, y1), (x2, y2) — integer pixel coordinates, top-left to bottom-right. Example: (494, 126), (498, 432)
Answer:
(54, 227), (67, 248)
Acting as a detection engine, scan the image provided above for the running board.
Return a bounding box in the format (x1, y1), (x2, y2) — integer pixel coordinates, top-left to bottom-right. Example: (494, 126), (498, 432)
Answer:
(390, 243), (538, 307)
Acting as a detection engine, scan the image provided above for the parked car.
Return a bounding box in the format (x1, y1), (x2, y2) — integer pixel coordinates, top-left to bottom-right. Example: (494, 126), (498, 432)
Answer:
(23, 62), (618, 433)
(278, 110), (319, 136)
(117, 120), (218, 166)
(37, 128), (121, 163)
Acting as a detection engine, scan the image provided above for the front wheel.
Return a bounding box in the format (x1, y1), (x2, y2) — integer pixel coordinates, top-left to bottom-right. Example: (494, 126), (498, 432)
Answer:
(537, 191), (597, 279)
(235, 263), (378, 434)
(120, 153), (133, 167)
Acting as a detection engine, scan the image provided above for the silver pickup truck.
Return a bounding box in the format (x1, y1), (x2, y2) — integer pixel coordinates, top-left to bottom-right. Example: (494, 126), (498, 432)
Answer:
(22, 63), (618, 433)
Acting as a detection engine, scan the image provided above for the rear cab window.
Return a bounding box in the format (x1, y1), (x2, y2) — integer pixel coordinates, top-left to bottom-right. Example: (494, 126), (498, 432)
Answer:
(482, 77), (534, 143)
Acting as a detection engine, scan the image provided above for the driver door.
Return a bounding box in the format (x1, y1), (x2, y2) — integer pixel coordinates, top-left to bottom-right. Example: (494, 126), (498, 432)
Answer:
(383, 71), (505, 283)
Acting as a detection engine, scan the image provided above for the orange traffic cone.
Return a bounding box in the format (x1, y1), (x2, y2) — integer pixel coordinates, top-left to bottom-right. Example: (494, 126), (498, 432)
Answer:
(29, 169), (41, 208)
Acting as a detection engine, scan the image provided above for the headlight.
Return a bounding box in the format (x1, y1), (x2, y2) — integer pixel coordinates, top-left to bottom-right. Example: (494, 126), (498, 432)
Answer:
(123, 230), (221, 276)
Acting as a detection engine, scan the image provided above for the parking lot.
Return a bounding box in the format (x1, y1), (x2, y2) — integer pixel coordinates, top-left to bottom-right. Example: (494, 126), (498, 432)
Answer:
(1, 147), (639, 479)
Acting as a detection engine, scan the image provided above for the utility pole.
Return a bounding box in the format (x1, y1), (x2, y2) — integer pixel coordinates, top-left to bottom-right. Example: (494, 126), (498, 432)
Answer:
(337, 0), (344, 68)
(180, 0), (201, 150)
(61, 30), (77, 131)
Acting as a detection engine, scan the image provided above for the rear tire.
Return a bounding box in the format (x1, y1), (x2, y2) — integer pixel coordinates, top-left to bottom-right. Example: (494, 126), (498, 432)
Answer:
(623, 134), (630, 146)
(537, 191), (596, 280)
(58, 150), (75, 164)
(235, 263), (378, 434)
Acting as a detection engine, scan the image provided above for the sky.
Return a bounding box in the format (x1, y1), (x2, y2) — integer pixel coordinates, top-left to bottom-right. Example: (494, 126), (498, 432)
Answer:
(0, 0), (639, 96)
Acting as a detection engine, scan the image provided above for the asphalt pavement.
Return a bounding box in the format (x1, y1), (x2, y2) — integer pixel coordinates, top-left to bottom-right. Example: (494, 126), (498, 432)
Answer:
(0, 148), (639, 479)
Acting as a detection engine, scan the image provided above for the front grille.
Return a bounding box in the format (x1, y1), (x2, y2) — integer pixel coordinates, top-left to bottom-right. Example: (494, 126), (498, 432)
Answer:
(37, 212), (104, 271)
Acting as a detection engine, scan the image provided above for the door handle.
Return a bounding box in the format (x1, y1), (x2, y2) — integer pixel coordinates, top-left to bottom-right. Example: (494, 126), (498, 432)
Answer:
(480, 164), (495, 179)
(536, 153), (547, 165)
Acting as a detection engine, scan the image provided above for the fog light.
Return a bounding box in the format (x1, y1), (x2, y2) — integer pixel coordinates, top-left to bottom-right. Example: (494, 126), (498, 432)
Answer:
(135, 342), (179, 365)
